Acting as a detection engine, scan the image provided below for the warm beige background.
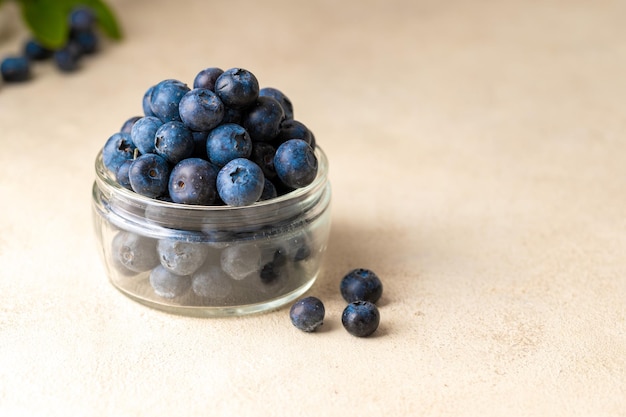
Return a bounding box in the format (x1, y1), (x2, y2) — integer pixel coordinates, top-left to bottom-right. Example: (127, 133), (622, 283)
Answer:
(1, 0), (625, 415)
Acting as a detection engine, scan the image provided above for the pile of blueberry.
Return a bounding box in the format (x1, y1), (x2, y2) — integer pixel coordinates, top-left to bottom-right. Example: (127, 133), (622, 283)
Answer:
(0, 7), (101, 82)
(290, 268), (383, 337)
(102, 67), (318, 207)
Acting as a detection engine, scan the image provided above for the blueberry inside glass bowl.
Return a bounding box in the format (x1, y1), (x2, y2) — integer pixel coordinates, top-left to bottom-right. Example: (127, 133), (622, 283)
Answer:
(92, 147), (331, 317)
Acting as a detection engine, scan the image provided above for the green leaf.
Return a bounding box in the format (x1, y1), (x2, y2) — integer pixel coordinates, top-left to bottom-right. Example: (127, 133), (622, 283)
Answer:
(76, 0), (123, 40)
(19, 0), (69, 48)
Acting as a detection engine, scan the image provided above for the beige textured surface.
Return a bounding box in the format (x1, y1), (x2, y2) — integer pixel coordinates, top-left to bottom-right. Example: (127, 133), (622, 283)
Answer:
(1, 0), (625, 415)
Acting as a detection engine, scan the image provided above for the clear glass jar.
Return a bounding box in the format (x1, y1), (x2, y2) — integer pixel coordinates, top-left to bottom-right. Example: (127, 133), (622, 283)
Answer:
(92, 148), (331, 317)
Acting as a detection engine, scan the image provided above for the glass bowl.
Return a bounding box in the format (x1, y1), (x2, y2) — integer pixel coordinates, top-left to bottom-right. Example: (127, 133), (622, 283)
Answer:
(91, 147), (331, 317)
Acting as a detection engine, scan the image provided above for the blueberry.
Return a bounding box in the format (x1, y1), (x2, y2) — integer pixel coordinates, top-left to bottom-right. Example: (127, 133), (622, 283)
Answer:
(71, 29), (99, 55)
(220, 243), (261, 280)
(142, 85), (157, 117)
(221, 106), (244, 125)
(69, 7), (96, 32)
(216, 158), (265, 206)
(157, 239), (209, 276)
(131, 116), (163, 155)
(250, 142), (277, 179)
(340, 268), (383, 304)
(206, 123), (252, 167)
(341, 301), (380, 337)
(242, 96), (285, 142)
(154, 121), (195, 164)
(128, 153), (171, 198)
(168, 158), (219, 205)
(120, 116), (142, 134)
(276, 119), (313, 146)
(178, 88), (224, 131)
(102, 132), (136, 174)
(214, 68), (259, 109)
(191, 264), (233, 299)
(23, 39), (53, 61)
(149, 265), (191, 299)
(274, 139), (318, 189)
(111, 231), (159, 273)
(53, 45), (81, 72)
(290, 296), (325, 332)
(150, 79), (190, 122)
(259, 87), (294, 120)
(115, 159), (133, 190)
(193, 67), (224, 90)
(1, 56), (31, 82)
(259, 178), (277, 201)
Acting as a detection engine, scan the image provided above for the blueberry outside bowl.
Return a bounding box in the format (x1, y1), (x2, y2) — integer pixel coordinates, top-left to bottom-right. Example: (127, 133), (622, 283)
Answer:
(91, 147), (331, 317)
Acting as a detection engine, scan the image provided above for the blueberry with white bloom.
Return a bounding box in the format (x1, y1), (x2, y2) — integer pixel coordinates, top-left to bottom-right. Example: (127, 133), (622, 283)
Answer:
(179, 88), (224, 131)
(157, 239), (209, 276)
(111, 231), (159, 273)
(216, 158), (265, 206)
(206, 123), (252, 167)
(154, 121), (195, 164)
(214, 68), (259, 109)
(290, 297), (325, 332)
(131, 116), (163, 155)
(149, 265), (191, 299)
(102, 132), (136, 174)
(150, 79), (190, 122)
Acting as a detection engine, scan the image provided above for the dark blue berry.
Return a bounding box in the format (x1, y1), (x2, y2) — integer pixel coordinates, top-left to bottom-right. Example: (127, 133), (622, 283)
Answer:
(214, 68), (259, 109)
(168, 158), (219, 205)
(120, 116), (141, 134)
(274, 139), (318, 189)
(115, 159), (133, 190)
(111, 231), (159, 273)
(206, 123), (252, 167)
(131, 116), (163, 155)
(290, 296), (325, 332)
(178, 88), (224, 131)
(216, 158), (265, 206)
(340, 268), (383, 304)
(1, 56), (31, 82)
(259, 87), (294, 120)
(242, 96), (285, 142)
(250, 142), (277, 179)
(23, 39), (53, 60)
(157, 239), (209, 276)
(102, 132), (136, 174)
(221, 106), (244, 125)
(128, 153), (171, 198)
(149, 265), (191, 299)
(150, 79), (190, 122)
(154, 121), (195, 164)
(259, 178), (277, 201)
(53, 45), (81, 72)
(143, 85), (157, 117)
(341, 301), (380, 337)
(69, 7), (96, 32)
(276, 119), (313, 145)
(193, 67), (224, 90)
(71, 30), (99, 55)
